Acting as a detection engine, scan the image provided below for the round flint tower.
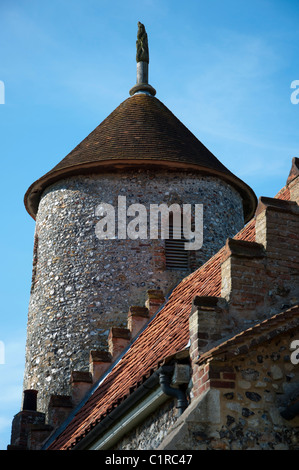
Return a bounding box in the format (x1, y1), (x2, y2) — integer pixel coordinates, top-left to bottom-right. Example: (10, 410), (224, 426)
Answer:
(23, 23), (256, 412)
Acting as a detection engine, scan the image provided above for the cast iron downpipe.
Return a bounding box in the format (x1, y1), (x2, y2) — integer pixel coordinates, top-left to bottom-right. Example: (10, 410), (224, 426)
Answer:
(158, 365), (188, 416)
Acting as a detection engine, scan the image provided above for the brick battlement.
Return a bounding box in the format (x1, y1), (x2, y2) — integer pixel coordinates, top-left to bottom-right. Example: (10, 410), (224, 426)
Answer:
(190, 169), (299, 400)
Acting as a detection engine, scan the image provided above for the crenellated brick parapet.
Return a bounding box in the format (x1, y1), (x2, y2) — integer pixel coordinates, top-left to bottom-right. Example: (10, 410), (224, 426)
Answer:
(127, 306), (150, 338)
(189, 169), (299, 401)
(220, 237), (267, 325)
(89, 350), (112, 384)
(189, 296), (229, 360)
(221, 197), (299, 326)
(145, 289), (165, 317)
(8, 390), (49, 450)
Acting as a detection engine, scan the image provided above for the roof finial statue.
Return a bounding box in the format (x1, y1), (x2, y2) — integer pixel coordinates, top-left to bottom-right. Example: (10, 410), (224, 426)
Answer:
(129, 22), (156, 97)
(136, 22), (149, 64)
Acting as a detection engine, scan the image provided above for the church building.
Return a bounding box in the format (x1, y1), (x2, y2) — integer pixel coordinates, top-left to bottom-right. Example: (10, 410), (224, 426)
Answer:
(9, 24), (299, 451)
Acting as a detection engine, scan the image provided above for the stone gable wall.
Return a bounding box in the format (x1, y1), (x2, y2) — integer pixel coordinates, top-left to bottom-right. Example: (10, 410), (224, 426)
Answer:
(159, 330), (299, 450)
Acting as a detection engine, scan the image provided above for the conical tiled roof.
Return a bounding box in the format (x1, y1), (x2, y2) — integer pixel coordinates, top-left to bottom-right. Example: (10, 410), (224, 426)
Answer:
(24, 93), (256, 221)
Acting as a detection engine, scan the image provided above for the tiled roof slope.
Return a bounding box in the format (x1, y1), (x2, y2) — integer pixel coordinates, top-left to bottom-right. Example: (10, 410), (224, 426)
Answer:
(24, 94), (256, 221)
(47, 184), (289, 451)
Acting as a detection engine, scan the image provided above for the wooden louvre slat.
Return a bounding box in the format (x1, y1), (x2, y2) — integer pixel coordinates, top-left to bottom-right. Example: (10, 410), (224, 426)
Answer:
(165, 224), (189, 269)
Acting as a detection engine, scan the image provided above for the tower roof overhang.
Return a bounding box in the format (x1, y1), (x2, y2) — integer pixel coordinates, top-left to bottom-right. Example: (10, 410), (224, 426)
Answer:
(24, 93), (257, 222)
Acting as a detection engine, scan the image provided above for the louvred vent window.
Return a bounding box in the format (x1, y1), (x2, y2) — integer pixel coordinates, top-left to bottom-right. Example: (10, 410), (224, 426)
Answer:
(165, 216), (189, 271)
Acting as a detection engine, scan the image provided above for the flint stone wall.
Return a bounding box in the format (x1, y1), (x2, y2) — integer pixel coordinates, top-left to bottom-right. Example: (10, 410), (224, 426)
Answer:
(112, 399), (177, 450)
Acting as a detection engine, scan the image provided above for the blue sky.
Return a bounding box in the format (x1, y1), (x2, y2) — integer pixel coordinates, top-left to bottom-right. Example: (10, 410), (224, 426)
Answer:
(0, 0), (298, 450)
